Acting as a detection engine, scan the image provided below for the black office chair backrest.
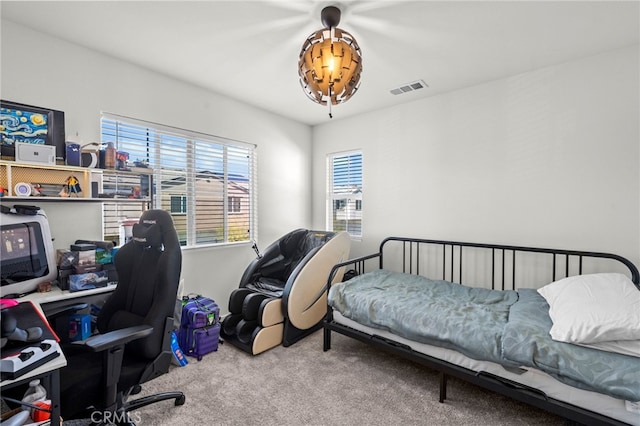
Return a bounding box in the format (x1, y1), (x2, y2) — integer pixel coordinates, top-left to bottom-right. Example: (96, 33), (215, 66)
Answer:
(97, 209), (182, 359)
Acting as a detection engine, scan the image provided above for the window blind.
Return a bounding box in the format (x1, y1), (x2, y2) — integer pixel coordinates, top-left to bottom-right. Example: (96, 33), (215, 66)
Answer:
(101, 114), (257, 247)
(327, 151), (362, 238)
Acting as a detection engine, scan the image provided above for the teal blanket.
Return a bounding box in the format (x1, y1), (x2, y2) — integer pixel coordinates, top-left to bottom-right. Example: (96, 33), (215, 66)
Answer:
(328, 269), (518, 364)
(503, 289), (640, 402)
(328, 270), (640, 401)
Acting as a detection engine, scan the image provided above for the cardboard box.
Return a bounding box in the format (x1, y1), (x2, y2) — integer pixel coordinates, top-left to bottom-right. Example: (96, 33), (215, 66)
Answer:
(95, 248), (113, 264)
(69, 270), (108, 292)
(58, 268), (73, 291)
(69, 314), (91, 341)
(72, 249), (96, 266)
(70, 243), (96, 251)
(73, 264), (103, 274)
(57, 249), (76, 269)
(70, 243), (97, 266)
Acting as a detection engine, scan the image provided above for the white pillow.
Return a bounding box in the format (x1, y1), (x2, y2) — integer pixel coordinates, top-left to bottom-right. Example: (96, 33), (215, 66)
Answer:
(537, 273), (640, 344)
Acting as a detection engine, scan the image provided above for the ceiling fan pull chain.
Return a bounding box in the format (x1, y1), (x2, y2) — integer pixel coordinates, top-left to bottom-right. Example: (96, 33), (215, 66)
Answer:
(329, 86), (333, 119)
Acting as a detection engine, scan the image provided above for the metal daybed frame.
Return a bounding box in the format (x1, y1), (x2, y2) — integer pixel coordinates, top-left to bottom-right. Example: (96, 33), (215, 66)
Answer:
(323, 237), (640, 426)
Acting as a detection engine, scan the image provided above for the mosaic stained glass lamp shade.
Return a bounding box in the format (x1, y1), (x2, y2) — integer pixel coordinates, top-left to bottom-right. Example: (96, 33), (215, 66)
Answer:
(298, 6), (362, 117)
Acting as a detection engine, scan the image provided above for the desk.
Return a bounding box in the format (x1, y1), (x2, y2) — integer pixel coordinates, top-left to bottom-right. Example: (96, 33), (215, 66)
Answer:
(1, 350), (66, 426)
(20, 284), (117, 312)
(1, 285), (115, 425)
(1, 301), (67, 426)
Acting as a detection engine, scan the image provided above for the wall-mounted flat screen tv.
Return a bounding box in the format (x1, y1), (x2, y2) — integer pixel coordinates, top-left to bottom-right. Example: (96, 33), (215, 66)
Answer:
(0, 100), (66, 161)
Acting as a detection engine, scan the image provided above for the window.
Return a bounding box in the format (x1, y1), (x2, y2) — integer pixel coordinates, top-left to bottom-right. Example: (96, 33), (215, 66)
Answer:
(327, 151), (362, 238)
(101, 113), (257, 247)
(228, 196), (241, 213)
(170, 196), (187, 214)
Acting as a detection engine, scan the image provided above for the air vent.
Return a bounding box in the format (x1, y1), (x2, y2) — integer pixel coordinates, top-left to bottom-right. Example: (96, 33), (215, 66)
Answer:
(390, 80), (428, 95)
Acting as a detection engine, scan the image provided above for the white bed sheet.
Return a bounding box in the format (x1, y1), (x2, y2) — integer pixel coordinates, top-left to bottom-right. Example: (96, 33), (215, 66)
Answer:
(332, 311), (640, 425)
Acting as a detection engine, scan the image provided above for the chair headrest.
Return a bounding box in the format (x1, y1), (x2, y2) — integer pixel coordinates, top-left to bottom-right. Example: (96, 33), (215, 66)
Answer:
(279, 229), (308, 257)
(131, 209), (179, 249)
(132, 223), (163, 248)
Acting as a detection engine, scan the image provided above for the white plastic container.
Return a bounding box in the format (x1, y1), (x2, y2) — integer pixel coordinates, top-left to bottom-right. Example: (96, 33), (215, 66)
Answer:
(22, 379), (47, 414)
(118, 218), (138, 246)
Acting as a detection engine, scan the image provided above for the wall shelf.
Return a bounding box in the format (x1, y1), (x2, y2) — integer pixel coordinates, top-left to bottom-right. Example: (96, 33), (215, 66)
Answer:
(1, 160), (92, 198)
(0, 161), (153, 204)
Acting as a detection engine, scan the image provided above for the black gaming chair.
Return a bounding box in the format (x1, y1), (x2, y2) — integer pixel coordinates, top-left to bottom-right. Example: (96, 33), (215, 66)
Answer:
(59, 209), (185, 423)
(221, 229), (350, 355)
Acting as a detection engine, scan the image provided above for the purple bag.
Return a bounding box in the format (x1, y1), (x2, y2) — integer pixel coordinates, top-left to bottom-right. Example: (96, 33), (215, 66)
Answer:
(178, 295), (220, 361)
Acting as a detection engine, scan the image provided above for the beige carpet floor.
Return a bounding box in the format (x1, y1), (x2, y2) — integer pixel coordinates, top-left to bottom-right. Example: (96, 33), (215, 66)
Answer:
(131, 330), (568, 425)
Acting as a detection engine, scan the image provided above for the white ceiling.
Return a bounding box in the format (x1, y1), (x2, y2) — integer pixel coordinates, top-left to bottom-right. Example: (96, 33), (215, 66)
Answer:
(2, 1), (639, 126)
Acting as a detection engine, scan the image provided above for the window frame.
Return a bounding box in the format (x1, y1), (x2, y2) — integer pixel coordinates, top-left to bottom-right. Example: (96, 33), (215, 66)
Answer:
(100, 113), (257, 248)
(327, 150), (363, 239)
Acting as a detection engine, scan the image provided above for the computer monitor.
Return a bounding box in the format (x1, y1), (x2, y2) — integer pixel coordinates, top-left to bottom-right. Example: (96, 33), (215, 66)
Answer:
(0, 208), (57, 297)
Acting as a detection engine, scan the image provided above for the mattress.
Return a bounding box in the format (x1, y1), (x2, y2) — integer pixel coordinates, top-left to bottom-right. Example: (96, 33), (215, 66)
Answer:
(331, 311), (640, 425)
(328, 269), (640, 424)
(329, 269), (639, 401)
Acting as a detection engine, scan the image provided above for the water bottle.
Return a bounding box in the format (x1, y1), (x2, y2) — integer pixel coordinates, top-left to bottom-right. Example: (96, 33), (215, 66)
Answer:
(22, 379), (47, 410)
(2, 410), (30, 426)
(171, 330), (188, 367)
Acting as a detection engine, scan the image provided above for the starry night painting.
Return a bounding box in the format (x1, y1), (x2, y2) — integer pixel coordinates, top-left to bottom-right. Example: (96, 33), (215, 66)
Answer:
(0, 100), (65, 159)
(0, 105), (48, 146)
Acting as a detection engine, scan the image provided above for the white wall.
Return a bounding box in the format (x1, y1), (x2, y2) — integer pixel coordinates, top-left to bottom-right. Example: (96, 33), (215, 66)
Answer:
(312, 46), (640, 270)
(3, 19), (639, 306)
(1, 20), (313, 310)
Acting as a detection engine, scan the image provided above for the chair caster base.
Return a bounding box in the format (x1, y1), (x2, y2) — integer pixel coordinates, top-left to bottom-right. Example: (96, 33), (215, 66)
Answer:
(175, 394), (186, 406)
(124, 391), (186, 412)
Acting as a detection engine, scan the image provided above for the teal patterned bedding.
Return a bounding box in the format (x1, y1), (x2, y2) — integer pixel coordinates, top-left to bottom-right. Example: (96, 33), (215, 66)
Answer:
(503, 289), (640, 401)
(328, 270), (640, 401)
(328, 269), (518, 364)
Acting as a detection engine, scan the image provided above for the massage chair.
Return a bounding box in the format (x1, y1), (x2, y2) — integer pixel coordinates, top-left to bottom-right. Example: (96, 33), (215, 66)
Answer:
(221, 229), (350, 355)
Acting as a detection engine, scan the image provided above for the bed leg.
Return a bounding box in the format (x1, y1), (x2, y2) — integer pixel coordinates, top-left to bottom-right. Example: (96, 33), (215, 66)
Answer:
(439, 372), (447, 403)
(323, 327), (331, 351)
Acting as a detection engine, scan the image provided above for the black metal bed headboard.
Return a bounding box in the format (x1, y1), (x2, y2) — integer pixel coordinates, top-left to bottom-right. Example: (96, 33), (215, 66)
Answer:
(378, 237), (640, 290)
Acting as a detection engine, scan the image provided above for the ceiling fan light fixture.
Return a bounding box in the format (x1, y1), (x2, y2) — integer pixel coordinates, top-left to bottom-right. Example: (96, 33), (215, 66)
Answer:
(298, 5), (363, 118)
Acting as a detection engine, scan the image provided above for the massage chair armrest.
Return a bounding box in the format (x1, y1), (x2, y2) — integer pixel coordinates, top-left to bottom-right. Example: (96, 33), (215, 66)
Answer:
(256, 297), (283, 327)
(73, 324), (153, 352)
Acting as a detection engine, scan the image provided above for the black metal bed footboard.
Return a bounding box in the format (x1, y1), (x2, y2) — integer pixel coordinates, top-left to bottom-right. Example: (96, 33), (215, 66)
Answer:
(323, 237), (639, 426)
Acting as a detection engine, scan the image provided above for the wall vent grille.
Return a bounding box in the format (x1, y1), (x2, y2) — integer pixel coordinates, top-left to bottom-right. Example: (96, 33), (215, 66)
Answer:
(390, 80), (428, 95)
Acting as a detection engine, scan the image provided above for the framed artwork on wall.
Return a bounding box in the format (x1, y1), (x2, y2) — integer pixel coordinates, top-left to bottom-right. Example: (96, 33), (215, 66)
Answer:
(0, 100), (66, 161)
